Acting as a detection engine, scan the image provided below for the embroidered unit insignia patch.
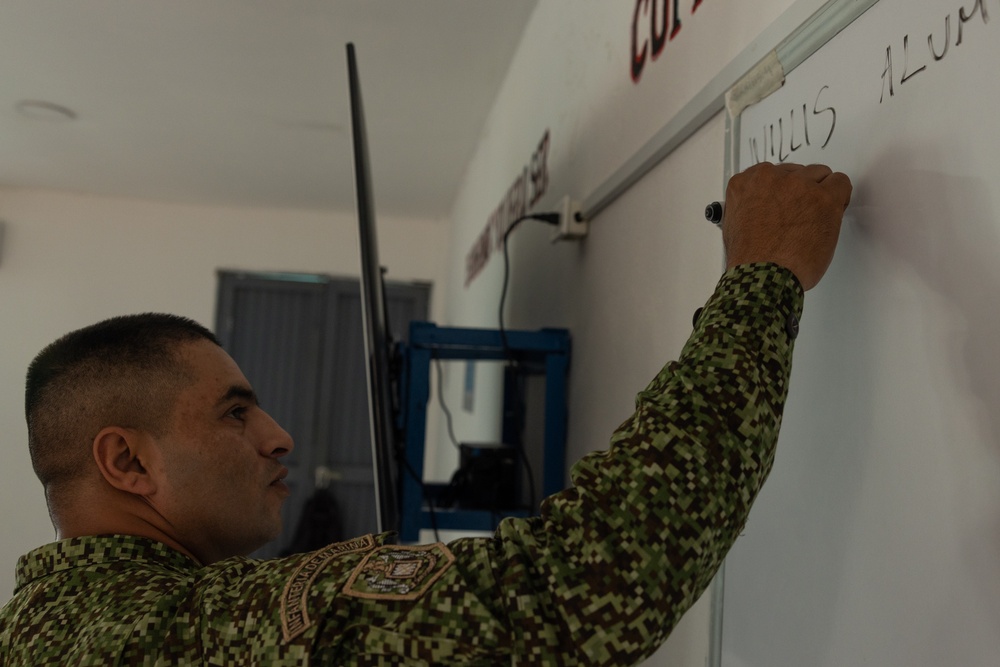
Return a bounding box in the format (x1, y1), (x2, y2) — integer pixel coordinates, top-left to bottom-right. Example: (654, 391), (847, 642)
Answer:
(281, 534), (375, 642)
(343, 543), (455, 601)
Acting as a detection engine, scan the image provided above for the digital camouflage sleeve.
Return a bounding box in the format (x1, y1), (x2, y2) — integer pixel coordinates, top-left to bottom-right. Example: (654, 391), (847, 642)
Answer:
(0, 263), (804, 666)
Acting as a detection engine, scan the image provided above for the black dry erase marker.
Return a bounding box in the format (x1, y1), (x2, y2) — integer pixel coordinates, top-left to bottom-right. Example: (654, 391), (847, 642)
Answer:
(705, 200), (724, 225)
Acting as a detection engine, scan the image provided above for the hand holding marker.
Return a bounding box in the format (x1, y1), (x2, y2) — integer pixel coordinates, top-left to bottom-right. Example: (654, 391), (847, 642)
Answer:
(707, 162), (852, 290)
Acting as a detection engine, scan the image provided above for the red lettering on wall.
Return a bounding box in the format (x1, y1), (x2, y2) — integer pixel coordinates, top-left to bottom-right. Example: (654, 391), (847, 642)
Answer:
(529, 130), (550, 208)
(631, 1), (650, 81)
(632, 0), (705, 82)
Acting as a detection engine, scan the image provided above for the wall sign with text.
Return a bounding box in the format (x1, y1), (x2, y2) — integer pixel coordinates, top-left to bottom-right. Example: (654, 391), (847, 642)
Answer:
(465, 130), (550, 287)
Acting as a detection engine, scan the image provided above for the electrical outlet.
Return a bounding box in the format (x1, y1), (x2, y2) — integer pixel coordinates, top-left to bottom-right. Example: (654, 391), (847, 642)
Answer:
(550, 195), (587, 242)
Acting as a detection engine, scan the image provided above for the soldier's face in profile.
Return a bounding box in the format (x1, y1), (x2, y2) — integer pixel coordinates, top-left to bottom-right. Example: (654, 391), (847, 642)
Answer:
(146, 339), (295, 563)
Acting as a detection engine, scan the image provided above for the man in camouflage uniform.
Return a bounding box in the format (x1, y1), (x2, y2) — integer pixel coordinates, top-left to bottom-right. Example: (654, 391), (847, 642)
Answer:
(0, 162), (851, 665)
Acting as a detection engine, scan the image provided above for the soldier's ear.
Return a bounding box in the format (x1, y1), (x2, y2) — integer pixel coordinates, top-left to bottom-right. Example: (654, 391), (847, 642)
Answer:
(92, 427), (157, 497)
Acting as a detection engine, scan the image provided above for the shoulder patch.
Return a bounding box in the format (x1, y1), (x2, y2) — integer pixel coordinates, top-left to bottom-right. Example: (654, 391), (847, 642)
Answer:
(282, 534), (375, 642)
(343, 543), (455, 601)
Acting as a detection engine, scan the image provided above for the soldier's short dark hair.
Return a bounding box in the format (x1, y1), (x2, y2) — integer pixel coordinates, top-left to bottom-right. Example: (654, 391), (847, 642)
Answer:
(25, 313), (220, 491)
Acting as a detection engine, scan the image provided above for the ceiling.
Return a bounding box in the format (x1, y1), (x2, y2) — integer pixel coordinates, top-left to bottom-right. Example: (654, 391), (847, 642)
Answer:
(0, 0), (538, 218)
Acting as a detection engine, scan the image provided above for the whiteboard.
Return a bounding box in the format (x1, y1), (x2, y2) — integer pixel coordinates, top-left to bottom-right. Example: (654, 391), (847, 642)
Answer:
(722, 0), (1000, 665)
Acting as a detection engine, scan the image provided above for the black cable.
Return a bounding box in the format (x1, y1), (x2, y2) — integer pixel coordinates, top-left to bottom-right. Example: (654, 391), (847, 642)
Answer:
(434, 358), (461, 450)
(397, 211), (556, 544)
(498, 212), (560, 357)
(496, 211), (559, 517)
(515, 445), (537, 516)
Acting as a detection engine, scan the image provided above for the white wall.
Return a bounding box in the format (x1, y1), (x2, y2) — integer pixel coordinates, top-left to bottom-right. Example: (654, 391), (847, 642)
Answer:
(438, 0), (827, 663)
(0, 186), (450, 602)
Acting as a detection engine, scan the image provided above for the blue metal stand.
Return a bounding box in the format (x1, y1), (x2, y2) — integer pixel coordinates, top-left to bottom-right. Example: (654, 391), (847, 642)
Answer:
(397, 322), (570, 543)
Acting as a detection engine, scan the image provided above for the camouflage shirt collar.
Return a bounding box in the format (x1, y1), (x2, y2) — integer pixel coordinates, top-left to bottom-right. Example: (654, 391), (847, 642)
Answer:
(14, 535), (198, 592)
